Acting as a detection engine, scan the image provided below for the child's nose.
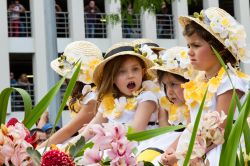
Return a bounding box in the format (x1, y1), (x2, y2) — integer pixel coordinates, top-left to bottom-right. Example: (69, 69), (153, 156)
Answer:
(188, 49), (194, 57)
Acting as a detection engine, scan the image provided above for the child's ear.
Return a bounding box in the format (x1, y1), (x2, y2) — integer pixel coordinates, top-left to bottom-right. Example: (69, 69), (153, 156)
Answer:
(142, 68), (146, 76)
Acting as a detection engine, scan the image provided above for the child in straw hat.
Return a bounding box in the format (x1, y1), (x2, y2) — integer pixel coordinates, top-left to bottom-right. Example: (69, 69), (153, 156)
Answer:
(38, 41), (103, 148)
(63, 42), (160, 146)
(161, 7), (250, 166)
(131, 38), (170, 127)
(136, 46), (198, 163)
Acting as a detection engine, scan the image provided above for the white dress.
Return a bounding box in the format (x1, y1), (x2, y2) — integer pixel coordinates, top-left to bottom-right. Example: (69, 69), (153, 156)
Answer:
(98, 91), (159, 128)
(176, 68), (250, 166)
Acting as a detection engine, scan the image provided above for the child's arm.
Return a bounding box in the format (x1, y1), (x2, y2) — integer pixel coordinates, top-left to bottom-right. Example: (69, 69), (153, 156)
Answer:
(158, 107), (170, 127)
(37, 100), (97, 148)
(60, 112), (108, 149)
(131, 100), (157, 132)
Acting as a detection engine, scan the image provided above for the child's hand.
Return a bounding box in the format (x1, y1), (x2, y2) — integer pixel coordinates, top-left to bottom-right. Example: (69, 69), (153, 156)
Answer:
(161, 147), (177, 166)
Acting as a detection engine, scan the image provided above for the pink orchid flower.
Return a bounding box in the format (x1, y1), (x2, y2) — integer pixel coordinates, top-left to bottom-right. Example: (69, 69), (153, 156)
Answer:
(81, 146), (103, 164)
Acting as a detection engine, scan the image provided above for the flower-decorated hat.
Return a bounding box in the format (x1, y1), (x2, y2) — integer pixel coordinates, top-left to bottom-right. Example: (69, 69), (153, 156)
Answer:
(149, 46), (197, 80)
(179, 7), (250, 63)
(93, 42), (155, 87)
(51, 41), (103, 84)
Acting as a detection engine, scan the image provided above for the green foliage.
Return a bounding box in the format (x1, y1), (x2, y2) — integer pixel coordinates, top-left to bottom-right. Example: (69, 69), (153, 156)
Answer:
(26, 147), (42, 165)
(0, 88), (32, 124)
(69, 136), (86, 158)
(126, 125), (185, 141)
(183, 88), (208, 166)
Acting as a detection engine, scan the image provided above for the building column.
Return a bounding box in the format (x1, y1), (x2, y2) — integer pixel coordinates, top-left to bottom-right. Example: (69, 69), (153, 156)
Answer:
(233, 0), (250, 74)
(105, 0), (122, 44)
(0, 0), (11, 113)
(30, 0), (61, 125)
(68, 0), (85, 40)
(172, 0), (188, 46)
(203, 0), (219, 8)
(141, 11), (157, 40)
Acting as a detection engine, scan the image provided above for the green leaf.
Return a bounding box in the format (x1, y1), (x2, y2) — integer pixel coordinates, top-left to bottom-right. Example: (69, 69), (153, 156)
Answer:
(211, 46), (233, 85)
(76, 142), (94, 157)
(69, 136), (85, 158)
(143, 161), (155, 166)
(183, 88), (208, 166)
(26, 147), (41, 165)
(126, 125), (185, 141)
(0, 88), (32, 124)
(44, 62), (81, 152)
(22, 77), (65, 129)
(243, 123), (250, 166)
(219, 92), (250, 166)
(221, 90), (236, 154)
(239, 145), (245, 166)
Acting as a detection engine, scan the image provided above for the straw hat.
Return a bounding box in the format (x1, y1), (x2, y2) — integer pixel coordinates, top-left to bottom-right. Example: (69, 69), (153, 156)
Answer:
(179, 7), (250, 63)
(93, 42), (155, 87)
(51, 41), (103, 84)
(149, 47), (197, 80)
(131, 38), (165, 51)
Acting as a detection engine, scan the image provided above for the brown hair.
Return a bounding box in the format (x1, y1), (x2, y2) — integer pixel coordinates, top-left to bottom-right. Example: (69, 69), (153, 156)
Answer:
(157, 70), (189, 84)
(183, 21), (236, 66)
(66, 80), (94, 110)
(97, 55), (150, 100)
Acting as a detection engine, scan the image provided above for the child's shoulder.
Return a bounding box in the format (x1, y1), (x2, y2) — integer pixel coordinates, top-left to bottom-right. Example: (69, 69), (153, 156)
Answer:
(217, 67), (250, 95)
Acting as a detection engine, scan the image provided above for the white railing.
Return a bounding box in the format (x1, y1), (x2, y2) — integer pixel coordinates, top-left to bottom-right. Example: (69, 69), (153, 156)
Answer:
(10, 84), (35, 112)
(156, 14), (174, 39)
(122, 14), (142, 38)
(8, 11), (32, 37)
(10, 84), (67, 112)
(56, 12), (69, 38)
(84, 13), (107, 38)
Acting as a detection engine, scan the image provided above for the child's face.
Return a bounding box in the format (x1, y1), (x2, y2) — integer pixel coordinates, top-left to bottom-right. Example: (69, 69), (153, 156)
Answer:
(185, 33), (221, 72)
(114, 57), (145, 97)
(162, 73), (185, 105)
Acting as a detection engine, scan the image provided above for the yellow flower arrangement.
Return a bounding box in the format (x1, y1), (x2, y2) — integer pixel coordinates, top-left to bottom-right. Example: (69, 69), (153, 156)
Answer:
(168, 104), (190, 125)
(182, 68), (225, 110)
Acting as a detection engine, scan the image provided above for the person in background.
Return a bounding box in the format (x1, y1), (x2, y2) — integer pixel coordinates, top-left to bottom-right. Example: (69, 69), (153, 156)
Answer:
(10, 72), (17, 85)
(84, 0), (101, 38)
(8, 0), (26, 37)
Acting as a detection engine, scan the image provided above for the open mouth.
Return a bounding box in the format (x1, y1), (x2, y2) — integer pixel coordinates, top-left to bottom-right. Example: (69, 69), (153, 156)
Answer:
(127, 81), (136, 90)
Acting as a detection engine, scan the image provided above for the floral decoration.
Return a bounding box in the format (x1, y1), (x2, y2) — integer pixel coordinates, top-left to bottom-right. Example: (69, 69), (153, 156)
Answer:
(0, 118), (36, 166)
(75, 123), (137, 166)
(175, 110), (226, 165)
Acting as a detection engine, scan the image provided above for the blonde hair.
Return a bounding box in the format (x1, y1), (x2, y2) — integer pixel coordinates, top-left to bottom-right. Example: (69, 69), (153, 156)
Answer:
(97, 55), (150, 100)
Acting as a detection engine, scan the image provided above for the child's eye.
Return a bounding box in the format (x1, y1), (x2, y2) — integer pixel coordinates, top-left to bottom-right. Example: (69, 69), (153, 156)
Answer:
(132, 67), (139, 71)
(118, 69), (126, 74)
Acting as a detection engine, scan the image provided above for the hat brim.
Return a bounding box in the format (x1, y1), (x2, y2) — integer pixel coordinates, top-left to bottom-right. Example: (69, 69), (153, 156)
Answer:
(178, 15), (236, 60)
(93, 51), (155, 87)
(50, 58), (92, 84)
(50, 58), (72, 79)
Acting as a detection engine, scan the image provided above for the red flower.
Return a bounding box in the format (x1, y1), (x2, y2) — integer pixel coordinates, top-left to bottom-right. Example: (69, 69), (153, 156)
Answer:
(41, 149), (75, 166)
(6, 118), (19, 127)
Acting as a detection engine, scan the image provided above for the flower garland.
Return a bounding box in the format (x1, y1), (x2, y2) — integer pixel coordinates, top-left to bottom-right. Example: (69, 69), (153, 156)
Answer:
(182, 67), (250, 111)
(101, 80), (167, 120)
(181, 67), (225, 110)
(168, 104), (190, 125)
